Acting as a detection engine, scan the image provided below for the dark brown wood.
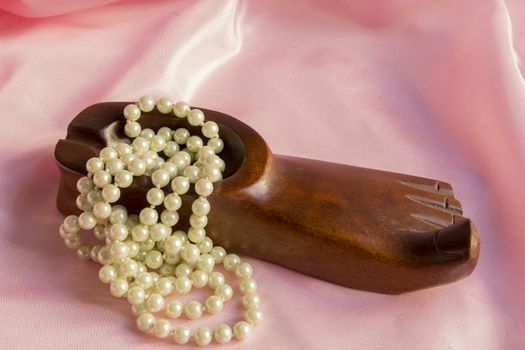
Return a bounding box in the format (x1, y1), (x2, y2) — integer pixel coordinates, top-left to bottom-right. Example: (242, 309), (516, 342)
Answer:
(55, 102), (480, 294)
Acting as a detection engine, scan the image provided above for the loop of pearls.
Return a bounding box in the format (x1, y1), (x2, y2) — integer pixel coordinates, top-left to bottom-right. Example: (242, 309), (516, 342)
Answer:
(59, 96), (262, 346)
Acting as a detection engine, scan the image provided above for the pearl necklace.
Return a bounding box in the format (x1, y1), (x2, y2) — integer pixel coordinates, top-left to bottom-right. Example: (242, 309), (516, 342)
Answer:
(59, 96), (262, 346)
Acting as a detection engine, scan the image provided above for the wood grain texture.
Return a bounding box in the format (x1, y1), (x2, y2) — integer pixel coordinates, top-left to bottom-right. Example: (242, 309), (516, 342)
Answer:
(54, 102), (480, 294)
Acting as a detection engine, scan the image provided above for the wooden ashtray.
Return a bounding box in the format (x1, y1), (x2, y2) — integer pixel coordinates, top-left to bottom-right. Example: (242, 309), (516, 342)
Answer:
(55, 102), (480, 294)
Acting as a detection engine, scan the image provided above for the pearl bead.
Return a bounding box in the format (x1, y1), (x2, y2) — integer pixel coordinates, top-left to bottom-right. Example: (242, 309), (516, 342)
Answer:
(175, 263), (193, 278)
(173, 128), (190, 144)
(171, 176), (190, 195)
(145, 293), (165, 312)
(116, 143), (132, 157)
(166, 300), (183, 318)
(106, 158), (124, 176)
(203, 164), (222, 182)
(110, 241), (129, 259)
(90, 245), (101, 262)
(208, 272), (225, 289)
(87, 189), (102, 206)
(110, 278), (129, 297)
(131, 224), (149, 242)
(160, 162), (178, 179)
(125, 121), (141, 138)
(173, 101), (190, 118)
(109, 223), (128, 241)
(120, 258), (138, 277)
(78, 211), (97, 230)
(65, 234), (82, 249)
(195, 179), (213, 196)
(174, 276), (192, 294)
(239, 278), (258, 295)
(223, 254), (241, 271)
(196, 254), (215, 273)
(157, 97), (173, 114)
(245, 309), (263, 325)
(233, 321), (251, 340)
(138, 95), (155, 112)
(187, 227), (205, 243)
(124, 104), (141, 121)
(205, 295), (223, 314)
(86, 157), (104, 174)
(236, 262), (253, 279)
(210, 246), (226, 264)
(145, 250), (163, 269)
(115, 170), (133, 188)
(140, 128), (155, 140)
(63, 215), (80, 234)
(199, 239), (213, 254)
(163, 141), (180, 157)
(188, 109), (205, 126)
(163, 193), (182, 211)
(93, 170), (111, 188)
(214, 324), (233, 344)
(151, 169), (170, 188)
(150, 223), (170, 241)
(76, 194), (91, 211)
(153, 319), (171, 338)
(159, 263), (175, 276)
(76, 176), (94, 194)
(127, 241), (140, 257)
(215, 284), (233, 301)
(186, 135), (203, 152)
(100, 147), (118, 162)
(139, 207), (158, 225)
(242, 293), (261, 310)
(159, 209), (178, 227)
(102, 184), (120, 203)
(181, 244), (200, 264)
(150, 135), (166, 152)
(164, 235), (183, 254)
(129, 158), (146, 176)
(183, 165), (201, 183)
(127, 286), (146, 305)
(97, 246), (114, 265)
(189, 214), (208, 229)
(132, 137), (150, 154)
(193, 326), (212, 346)
(173, 325), (191, 344)
(207, 137), (224, 153)
(146, 188), (164, 206)
(98, 265), (117, 283)
(202, 121), (219, 138)
(190, 270), (208, 288)
(184, 300), (203, 320)
(191, 197), (210, 216)
(155, 277), (173, 296)
(140, 238), (156, 251)
(135, 272), (154, 289)
(110, 205), (128, 225)
(136, 312), (155, 332)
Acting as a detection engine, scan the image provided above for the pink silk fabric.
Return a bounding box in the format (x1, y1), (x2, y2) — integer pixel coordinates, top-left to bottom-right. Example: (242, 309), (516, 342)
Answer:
(1, 0), (524, 348)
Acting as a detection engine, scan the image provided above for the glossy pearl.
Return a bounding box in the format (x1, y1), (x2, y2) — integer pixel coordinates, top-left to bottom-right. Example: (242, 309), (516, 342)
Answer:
(195, 179), (213, 196)
(160, 209), (179, 227)
(86, 157), (104, 174)
(189, 214), (208, 229)
(146, 188), (164, 206)
(138, 95), (155, 112)
(223, 254), (241, 271)
(207, 137), (224, 153)
(145, 293), (165, 312)
(106, 158), (124, 175)
(242, 293), (261, 310)
(145, 250), (163, 269)
(239, 278), (258, 295)
(173, 325), (191, 344)
(115, 170), (133, 188)
(174, 276), (192, 294)
(100, 147), (118, 162)
(78, 211), (97, 230)
(102, 184), (120, 203)
(193, 326), (212, 346)
(191, 197), (210, 216)
(171, 176), (190, 194)
(129, 158), (146, 176)
(183, 165), (201, 183)
(208, 272), (225, 289)
(215, 284), (233, 301)
(131, 224), (149, 242)
(186, 135), (203, 152)
(157, 97), (173, 114)
(164, 235), (183, 254)
(151, 169), (170, 188)
(166, 300), (183, 318)
(76, 176), (94, 194)
(173, 128), (190, 144)
(125, 121), (142, 138)
(93, 170), (112, 188)
(188, 227), (205, 243)
(184, 300), (203, 320)
(124, 104), (141, 121)
(98, 265), (117, 283)
(110, 278), (129, 297)
(233, 321), (251, 340)
(136, 312), (155, 332)
(153, 319), (171, 338)
(139, 207), (158, 225)
(127, 286), (146, 305)
(109, 223), (128, 241)
(236, 262), (253, 279)
(190, 270), (208, 288)
(181, 244), (200, 264)
(196, 254), (215, 273)
(188, 109), (205, 126)
(155, 277), (173, 296)
(173, 101), (190, 118)
(214, 324), (233, 344)
(205, 295), (223, 314)
(245, 309), (263, 325)
(202, 121), (219, 138)
(135, 272), (154, 289)
(211, 246), (226, 264)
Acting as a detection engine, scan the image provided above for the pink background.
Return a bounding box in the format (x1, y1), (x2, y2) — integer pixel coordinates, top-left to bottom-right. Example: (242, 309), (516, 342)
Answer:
(1, 0), (524, 348)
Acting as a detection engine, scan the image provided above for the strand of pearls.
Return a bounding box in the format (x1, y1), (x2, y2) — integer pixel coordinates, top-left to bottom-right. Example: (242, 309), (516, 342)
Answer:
(59, 96), (262, 346)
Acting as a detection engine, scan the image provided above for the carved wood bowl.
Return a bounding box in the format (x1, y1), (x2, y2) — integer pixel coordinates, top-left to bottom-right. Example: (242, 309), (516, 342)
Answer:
(55, 102), (480, 294)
